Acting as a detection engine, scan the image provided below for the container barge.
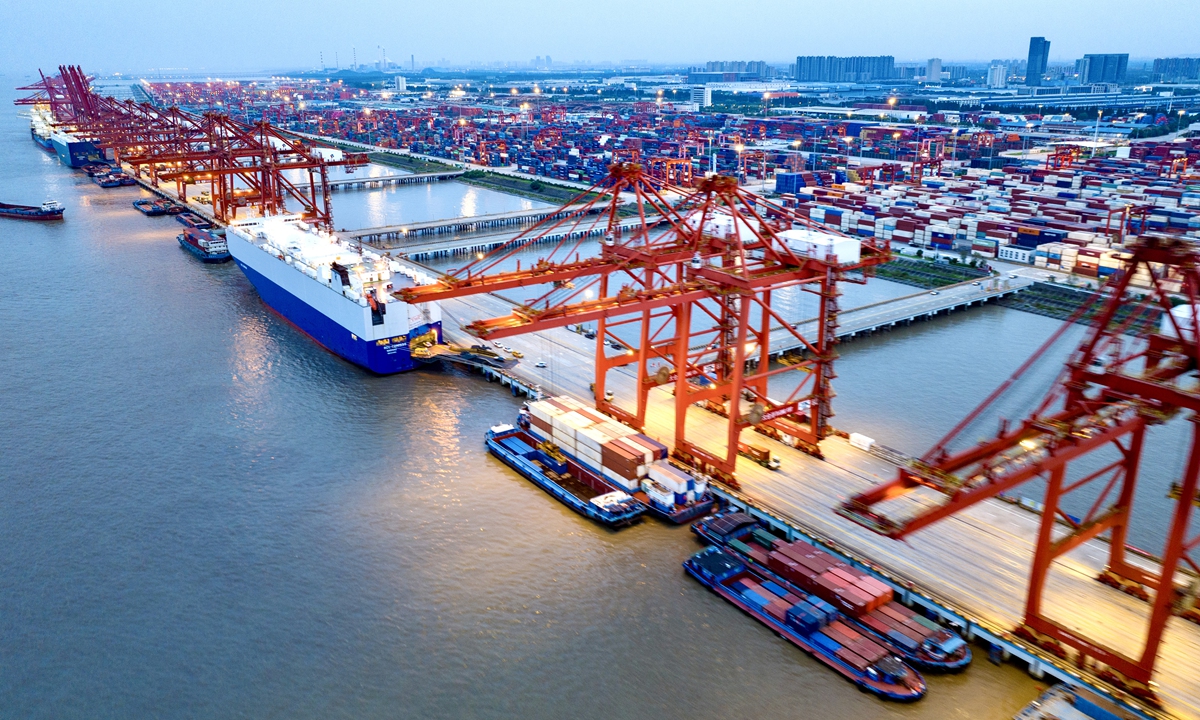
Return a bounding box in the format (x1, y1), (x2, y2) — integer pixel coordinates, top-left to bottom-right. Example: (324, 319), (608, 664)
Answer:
(178, 228), (231, 263)
(224, 216), (442, 374)
(524, 396), (714, 523)
(685, 546), (927, 701)
(693, 512), (971, 672)
(486, 421), (646, 528)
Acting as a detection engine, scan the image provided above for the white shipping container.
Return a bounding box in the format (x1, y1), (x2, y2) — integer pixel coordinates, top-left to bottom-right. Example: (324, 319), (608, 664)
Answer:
(576, 427), (607, 451)
(648, 462), (690, 494)
(777, 227), (862, 264)
(602, 467), (640, 491)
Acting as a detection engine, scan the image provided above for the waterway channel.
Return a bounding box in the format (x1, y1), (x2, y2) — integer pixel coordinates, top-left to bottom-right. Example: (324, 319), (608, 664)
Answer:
(4, 75), (1181, 719)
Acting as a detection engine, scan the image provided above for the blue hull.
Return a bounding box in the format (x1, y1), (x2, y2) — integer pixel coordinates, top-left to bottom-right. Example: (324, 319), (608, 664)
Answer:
(52, 136), (104, 168)
(178, 235), (231, 263)
(486, 428), (645, 528)
(235, 258), (439, 374)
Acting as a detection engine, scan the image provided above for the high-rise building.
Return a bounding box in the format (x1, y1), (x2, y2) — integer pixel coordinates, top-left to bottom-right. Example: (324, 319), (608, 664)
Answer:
(1026, 37), (1051, 86)
(987, 64), (1008, 89)
(691, 86), (712, 107)
(926, 58), (942, 82)
(794, 56), (895, 82)
(1154, 57), (1200, 81)
(1079, 54), (1129, 84)
(394, 76), (407, 92)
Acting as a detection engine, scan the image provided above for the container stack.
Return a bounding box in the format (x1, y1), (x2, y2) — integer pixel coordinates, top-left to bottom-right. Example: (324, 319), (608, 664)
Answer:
(525, 396), (668, 491)
(641, 460), (707, 510)
(766, 538), (894, 617)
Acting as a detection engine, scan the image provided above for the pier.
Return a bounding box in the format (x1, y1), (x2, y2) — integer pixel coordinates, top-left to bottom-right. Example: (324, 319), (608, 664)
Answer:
(435, 290), (1199, 720)
(344, 204), (608, 244)
(326, 171), (464, 190)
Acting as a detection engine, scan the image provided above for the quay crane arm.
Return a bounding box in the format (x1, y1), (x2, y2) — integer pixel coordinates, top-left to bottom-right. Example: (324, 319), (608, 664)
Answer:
(398, 162), (889, 481)
(837, 235), (1200, 704)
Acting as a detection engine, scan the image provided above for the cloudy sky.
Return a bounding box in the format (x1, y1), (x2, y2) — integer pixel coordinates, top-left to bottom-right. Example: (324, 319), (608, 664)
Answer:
(2, 0), (1196, 75)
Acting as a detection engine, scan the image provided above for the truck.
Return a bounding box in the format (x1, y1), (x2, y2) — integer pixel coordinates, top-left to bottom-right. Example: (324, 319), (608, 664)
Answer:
(738, 442), (781, 471)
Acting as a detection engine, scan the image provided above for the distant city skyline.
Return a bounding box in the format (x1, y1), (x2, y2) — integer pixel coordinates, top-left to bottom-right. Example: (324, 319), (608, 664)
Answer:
(2, 0), (1197, 75)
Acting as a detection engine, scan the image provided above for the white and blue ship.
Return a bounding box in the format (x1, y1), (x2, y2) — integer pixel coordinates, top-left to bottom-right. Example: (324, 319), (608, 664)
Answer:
(225, 216), (442, 374)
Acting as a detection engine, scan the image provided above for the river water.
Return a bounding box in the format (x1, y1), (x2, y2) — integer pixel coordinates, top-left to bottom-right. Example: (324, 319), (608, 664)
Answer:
(8, 72), (1181, 719)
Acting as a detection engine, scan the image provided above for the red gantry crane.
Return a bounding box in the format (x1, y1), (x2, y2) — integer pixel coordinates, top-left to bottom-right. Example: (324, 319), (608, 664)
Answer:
(16, 66), (366, 230)
(837, 235), (1200, 706)
(398, 162), (889, 484)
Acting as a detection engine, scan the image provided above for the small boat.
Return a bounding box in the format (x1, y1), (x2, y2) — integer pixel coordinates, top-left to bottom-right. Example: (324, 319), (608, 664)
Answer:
(157, 200), (184, 214)
(133, 199), (166, 216)
(111, 172), (137, 186)
(92, 174), (120, 188)
(486, 420), (646, 528)
(178, 228), (231, 263)
(83, 163), (112, 177)
(0, 200), (65, 221)
(176, 211), (212, 229)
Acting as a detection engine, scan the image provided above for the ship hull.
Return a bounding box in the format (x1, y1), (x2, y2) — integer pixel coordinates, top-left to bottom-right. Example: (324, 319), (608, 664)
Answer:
(228, 229), (440, 374)
(51, 134), (104, 168)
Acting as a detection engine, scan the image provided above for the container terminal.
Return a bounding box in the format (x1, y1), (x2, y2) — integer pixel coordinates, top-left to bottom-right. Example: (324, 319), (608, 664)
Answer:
(14, 66), (1200, 720)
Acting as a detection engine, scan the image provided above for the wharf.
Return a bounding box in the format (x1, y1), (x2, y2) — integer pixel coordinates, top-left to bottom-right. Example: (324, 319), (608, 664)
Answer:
(344, 203), (606, 245)
(378, 215), (665, 261)
(438, 290), (1200, 720)
(327, 171), (464, 190)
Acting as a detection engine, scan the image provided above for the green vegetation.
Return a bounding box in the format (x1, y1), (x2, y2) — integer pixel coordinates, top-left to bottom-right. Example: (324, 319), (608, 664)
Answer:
(457, 170), (600, 205)
(873, 256), (989, 288)
(996, 282), (1161, 334)
(365, 151), (457, 174)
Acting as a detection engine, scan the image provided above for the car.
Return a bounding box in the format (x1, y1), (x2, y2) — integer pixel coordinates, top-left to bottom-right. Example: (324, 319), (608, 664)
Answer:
(535, 361), (547, 368)
(583, 331), (596, 340)
(511, 350), (523, 358)
(971, 281), (981, 286)
(503, 346), (513, 353)
(1008, 274), (1018, 279)
(929, 290), (940, 295)
(609, 341), (623, 350)
(493, 340), (503, 347)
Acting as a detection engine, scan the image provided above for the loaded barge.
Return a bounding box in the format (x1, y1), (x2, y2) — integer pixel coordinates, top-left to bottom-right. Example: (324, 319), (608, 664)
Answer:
(0, 200), (63, 221)
(523, 396), (714, 523)
(685, 546), (927, 701)
(487, 422), (646, 528)
(694, 512), (972, 672)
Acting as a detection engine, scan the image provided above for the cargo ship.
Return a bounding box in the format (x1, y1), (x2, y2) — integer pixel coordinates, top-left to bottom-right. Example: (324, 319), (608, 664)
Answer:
(0, 200), (64, 221)
(487, 421), (646, 528)
(524, 396), (714, 523)
(51, 130), (106, 168)
(176, 212), (212, 230)
(693, 512), (972, 672)
(224, 216), (442, 374)
(178, 228), (231, 263)
(684, 546), (927, 701)
(29, 108), (55, 153)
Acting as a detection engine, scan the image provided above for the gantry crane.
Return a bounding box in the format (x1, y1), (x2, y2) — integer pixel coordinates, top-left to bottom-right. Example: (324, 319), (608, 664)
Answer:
(837, 235), (1200, 706)
(16, 66), (366, 230)
(398, 162), (889, 483)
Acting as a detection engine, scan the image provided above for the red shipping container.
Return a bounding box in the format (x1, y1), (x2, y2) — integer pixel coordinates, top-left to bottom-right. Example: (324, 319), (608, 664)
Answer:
(825, 621), (861, 644)
(827, 567), (861, 586)
(851, 637), (889, 663)
(765, 601), (790, 622)
(883, 602), (915, 621)
(862, 614), (893, 636)
(835, 647), (871, 672)
(902, 619), (935, 639)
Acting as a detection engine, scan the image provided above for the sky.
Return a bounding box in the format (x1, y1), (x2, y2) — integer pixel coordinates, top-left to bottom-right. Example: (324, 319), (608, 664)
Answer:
(2, 0), (1197, 76)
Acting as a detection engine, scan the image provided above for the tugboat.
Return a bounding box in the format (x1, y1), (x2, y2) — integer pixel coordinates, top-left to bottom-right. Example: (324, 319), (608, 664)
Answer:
(133, 198), (166, 216)
(178, 227), (231, 263)
(0, 200), (65, 221)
